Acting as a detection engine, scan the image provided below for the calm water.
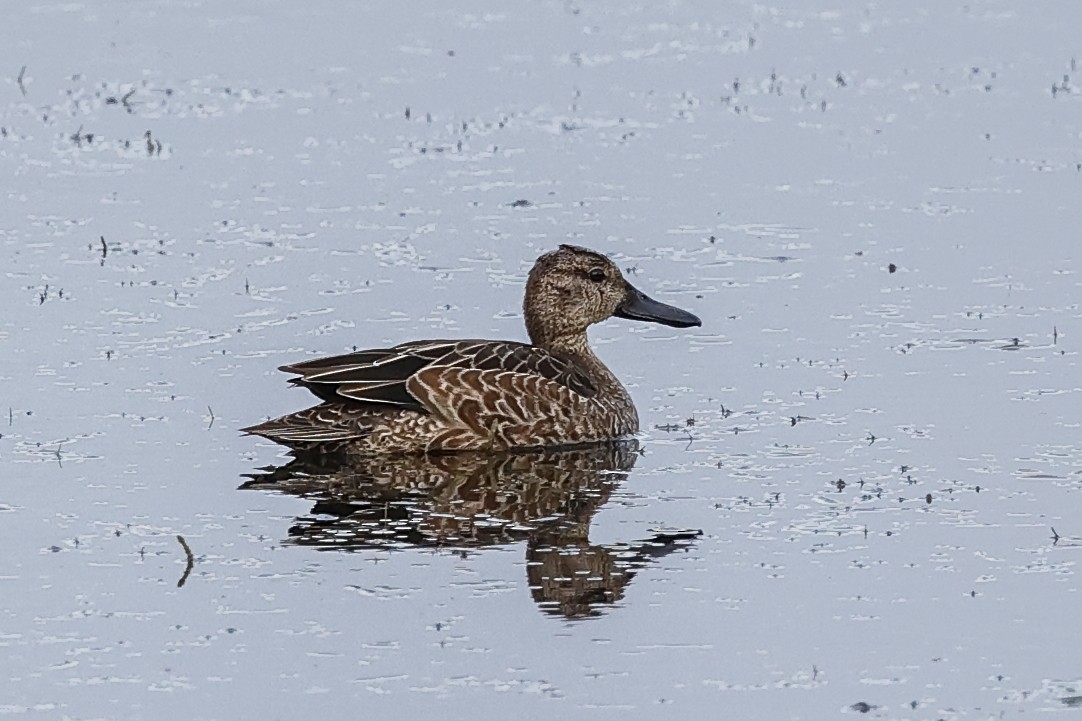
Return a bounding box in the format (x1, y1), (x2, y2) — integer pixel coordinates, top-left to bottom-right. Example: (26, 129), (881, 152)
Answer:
(2, 2), (1081, 719)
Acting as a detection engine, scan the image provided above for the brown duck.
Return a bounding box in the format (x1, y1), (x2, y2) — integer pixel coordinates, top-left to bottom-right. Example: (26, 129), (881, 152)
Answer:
(243, 244), (700, 454)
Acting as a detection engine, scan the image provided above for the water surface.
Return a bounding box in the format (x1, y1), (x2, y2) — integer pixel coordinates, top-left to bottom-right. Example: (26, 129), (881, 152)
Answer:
(2, 2), (1081, 719)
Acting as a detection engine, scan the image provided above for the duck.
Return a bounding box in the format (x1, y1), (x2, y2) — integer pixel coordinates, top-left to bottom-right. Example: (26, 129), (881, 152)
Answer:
(242, 244), (701, 454)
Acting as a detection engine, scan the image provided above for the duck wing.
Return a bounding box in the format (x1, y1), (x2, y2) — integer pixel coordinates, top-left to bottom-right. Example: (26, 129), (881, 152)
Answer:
(281, 340), (598, 414)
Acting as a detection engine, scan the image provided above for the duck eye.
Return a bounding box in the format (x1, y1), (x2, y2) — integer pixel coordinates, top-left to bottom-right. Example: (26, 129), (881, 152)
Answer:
(587, 268), (606, 282)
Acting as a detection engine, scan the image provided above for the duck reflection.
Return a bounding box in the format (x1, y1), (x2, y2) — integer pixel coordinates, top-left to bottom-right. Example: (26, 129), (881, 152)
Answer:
(240, 440), (699, 619)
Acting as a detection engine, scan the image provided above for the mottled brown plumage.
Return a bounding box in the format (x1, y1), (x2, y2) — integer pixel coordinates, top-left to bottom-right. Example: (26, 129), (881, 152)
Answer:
(242, 244), (700, 454)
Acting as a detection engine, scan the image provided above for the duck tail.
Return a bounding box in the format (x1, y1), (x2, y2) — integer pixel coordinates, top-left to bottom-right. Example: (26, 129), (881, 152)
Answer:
(241, 403), (373, 445)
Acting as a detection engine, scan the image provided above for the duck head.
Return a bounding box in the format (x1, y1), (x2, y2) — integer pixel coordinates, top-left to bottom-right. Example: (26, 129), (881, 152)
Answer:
(524, 244), (701, 350)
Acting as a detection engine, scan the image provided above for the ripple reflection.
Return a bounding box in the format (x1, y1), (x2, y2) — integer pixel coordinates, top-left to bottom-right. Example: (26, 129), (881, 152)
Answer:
(241, 441), (700, 618)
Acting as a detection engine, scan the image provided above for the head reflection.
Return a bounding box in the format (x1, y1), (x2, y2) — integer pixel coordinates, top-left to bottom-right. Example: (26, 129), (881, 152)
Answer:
(241, 441), (699, 619)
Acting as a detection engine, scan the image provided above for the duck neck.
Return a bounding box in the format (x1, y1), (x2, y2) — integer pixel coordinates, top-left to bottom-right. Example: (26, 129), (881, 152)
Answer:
(537, 331), (628, 398)
(534, 329), (591, 359)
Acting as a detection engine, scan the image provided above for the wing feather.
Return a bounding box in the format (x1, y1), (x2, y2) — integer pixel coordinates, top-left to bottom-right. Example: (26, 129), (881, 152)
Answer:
(280, 339), (598, 413)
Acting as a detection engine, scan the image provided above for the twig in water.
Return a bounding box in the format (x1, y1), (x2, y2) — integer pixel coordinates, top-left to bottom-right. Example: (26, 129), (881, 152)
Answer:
(206, 406), (215, 429)
(17, 65), (27, 96)
(176, 535), (195, 587)
(1051, 527), (1061, 544)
